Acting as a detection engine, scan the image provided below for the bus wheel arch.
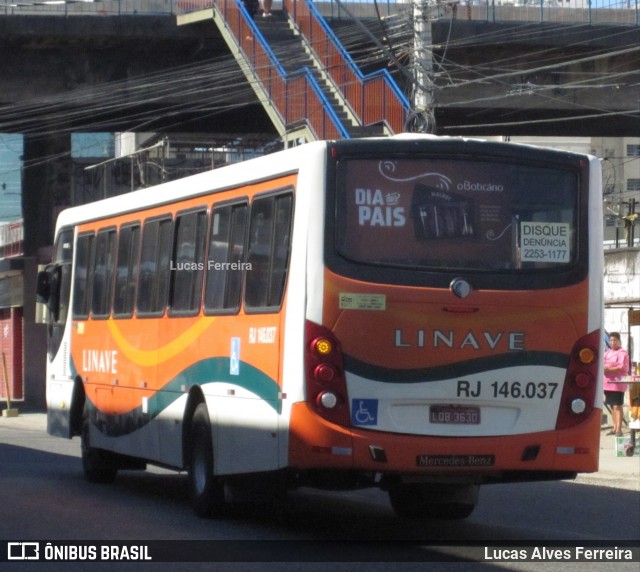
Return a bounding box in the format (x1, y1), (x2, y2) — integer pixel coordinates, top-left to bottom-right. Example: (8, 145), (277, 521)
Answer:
(70, 377), (85, 437)
(80, 401), (118, 484)
(182, 386), (206, 470)
(186, 400), (225, 517)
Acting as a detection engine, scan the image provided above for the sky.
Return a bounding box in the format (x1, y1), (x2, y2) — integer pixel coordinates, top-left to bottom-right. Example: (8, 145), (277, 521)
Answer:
(0, 132), (115, 224)
(0, 134), (23, 223)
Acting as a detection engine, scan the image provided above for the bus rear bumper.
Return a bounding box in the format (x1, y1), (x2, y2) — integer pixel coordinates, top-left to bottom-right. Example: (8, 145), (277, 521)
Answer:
(288, 402), (601, 481)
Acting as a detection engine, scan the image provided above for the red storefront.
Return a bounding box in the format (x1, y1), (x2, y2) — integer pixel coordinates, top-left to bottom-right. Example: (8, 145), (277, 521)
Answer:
(0, 307), (23, 403)
(0, 221), (24, 405)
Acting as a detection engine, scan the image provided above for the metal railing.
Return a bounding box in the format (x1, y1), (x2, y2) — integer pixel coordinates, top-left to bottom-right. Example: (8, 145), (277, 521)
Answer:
(1, 0), (175, 16)
(215, 0), (349, 139)
(285, 0), (409, 134)
(314, 0), (640, 26)
(3, 0), (638, 26)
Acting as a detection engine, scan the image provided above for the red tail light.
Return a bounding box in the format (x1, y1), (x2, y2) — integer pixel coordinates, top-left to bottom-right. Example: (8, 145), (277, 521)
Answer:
(305, 320), (350, 426)
(555, 329), (601, 430)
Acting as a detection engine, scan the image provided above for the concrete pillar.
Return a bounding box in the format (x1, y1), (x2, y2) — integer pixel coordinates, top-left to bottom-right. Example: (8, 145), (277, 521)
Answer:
(20, 132), (71, 410)
(22, 133), (72, 258)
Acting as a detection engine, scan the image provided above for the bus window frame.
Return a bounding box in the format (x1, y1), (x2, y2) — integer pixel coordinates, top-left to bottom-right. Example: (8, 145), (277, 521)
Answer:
(45, 227), (74, 324)
(324, 144), (590, 291)
(203, 197), (249, 317)
(243, 188), (294, 315)
(42, 227), (74, 358)
(91, 225), (118, 320)
(72, 231), (96, 321)
(136, 214), (175, 319)
(112, 221), (141, 319)
(168, 206), (208, 318)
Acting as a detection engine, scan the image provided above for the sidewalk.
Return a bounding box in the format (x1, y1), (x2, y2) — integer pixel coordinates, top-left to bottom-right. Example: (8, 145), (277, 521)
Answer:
(1, 411), (638, 491)
(574, 425), (640, 491)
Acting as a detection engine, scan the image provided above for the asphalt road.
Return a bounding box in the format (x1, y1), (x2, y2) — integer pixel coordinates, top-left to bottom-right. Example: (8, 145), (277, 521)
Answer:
(0, 414), (638, 571)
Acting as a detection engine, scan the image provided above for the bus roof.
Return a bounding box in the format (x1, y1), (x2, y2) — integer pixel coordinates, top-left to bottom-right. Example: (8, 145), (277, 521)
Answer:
(55, 140), (330, 231)
(54, 135), (596, 232)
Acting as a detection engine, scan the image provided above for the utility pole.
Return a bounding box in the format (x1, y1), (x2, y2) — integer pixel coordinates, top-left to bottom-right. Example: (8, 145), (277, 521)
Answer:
(623, 198), (638, 247)
(409, 0), (437, 133)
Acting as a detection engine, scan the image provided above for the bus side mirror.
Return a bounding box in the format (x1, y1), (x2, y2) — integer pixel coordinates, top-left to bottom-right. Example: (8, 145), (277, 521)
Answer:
(37, 264), (61, 320)
(36, 268), (52, 304)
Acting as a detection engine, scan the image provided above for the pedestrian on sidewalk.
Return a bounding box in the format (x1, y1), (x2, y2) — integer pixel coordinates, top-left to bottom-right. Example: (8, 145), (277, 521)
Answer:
(603, 331), (630, 437)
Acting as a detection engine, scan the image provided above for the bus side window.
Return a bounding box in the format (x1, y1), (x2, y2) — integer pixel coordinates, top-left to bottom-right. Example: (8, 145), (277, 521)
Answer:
(113, 223), (140, 318)
(41, 229), (73, 358)
(204, 202), (248, 314)
(227, 204), (248, 309)
(170, 209), (207, 315)
(91, 228), (117, 318)
(269, 194), (292, 307)
(137, 217), (173, 317)
(53, 228), (74, 326)
(72, 232), (95, 320)
(244, 192), (293, 311)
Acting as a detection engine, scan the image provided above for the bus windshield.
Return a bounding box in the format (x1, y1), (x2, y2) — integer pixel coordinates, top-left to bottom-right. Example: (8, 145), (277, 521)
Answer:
(335, 157), (579, 272)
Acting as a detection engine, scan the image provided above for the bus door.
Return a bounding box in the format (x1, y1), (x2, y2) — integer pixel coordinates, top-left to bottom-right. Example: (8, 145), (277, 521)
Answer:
(213, 315), (283, 474)
(212, 192), (292, 474)
(38, 228), (75, 437)
(130, 216), (175, 461)
(70, 228), (121, 445)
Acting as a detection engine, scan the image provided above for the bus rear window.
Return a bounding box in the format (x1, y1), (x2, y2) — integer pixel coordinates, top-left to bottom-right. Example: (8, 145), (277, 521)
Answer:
(335, 157), (579, 271)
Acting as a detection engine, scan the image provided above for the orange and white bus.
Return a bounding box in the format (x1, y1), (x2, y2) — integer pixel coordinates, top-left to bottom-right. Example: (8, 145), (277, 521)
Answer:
(38, 135), (604, 519)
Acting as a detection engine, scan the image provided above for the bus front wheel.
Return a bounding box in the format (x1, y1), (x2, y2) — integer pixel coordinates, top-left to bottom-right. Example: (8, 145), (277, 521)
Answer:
(188, 403), (224, 517)
(388, 483), (478, 521)
(81, 404), (117, 484)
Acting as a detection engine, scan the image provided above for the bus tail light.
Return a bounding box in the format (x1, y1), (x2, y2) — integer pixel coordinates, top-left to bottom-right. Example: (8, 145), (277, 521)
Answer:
(314, 364), (336, 382)
(555, 329), (601, 430)
(305, 321), (349, 426)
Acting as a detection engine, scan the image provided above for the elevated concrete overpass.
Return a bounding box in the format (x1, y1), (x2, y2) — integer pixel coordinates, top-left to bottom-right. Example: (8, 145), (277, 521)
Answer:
(427, 19), (640, 136)
(0, 14), (275, 136)
(1, 1), (638, 139)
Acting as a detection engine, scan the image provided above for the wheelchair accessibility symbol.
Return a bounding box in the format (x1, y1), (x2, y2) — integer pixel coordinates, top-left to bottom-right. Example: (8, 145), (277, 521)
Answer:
(351, 399), (378, 426)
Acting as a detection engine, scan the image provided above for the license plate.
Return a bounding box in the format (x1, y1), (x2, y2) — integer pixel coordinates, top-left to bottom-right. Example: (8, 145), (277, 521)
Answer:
(430, 405), (480, 425)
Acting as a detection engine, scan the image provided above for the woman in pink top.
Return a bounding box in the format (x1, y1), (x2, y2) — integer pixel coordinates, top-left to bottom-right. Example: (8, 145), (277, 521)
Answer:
(603, 332), (630, 436)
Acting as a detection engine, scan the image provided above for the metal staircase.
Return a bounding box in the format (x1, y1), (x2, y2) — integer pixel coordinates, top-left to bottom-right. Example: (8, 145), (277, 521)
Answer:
(284, 0), (408, 137)
(204, 0), (409, 143)
(253, 9), (385, 139)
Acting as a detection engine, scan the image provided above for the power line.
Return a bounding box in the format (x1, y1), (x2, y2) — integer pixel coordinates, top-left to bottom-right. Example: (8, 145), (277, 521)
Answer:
(439, 107), (640, 132)
(0, 9), (637, 139)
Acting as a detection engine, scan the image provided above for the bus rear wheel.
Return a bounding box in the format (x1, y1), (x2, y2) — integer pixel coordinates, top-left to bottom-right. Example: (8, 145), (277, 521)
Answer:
(188, 403), (225, 518)
(81, 404), (117, 484)
(388, 483), (478, 521)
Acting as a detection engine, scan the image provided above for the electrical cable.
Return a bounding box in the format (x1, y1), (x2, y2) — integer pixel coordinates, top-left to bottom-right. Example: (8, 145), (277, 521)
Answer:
(0, 5), (637, 148)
